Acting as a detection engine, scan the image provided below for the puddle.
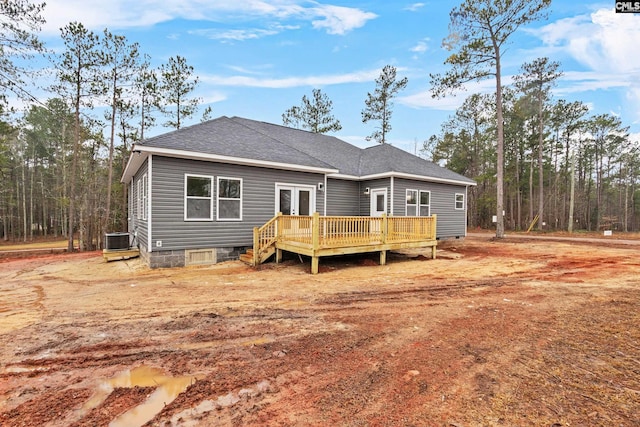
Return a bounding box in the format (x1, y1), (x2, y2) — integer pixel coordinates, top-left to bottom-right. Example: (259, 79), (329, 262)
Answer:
(82, 365), (203, 427)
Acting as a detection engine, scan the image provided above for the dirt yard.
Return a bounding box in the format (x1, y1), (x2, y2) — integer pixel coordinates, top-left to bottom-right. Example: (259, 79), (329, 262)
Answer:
(1, 234), (639, 426)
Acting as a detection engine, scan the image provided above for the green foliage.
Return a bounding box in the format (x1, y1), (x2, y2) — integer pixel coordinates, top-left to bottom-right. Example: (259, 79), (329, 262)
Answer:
(135, 54), (159, 139)
(282, 89), (341, 133)
(158, 55), (201, 129)
(201, 105), (213, 123)
(53, 22), (105, 106)
(431, 0), (552, 96)
(431, 0), (552, 237)
(0, 0), (46, 102)
(362, 65), (408, 144)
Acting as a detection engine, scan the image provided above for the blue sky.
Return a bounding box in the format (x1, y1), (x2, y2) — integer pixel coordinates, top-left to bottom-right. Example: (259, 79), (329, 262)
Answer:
(31, 0), (640, 154)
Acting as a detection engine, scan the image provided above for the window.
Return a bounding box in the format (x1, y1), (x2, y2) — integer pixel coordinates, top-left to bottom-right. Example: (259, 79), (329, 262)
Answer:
(141, 174), (148, 220)
(406, 190), (417, 216)
(455, 193), (465, 210)
(406, 189), (430, 216)
(136, 178), (142, 220)
(217, 177), (242, 220)
(185, 175), (213, 220)
(419, 190), (430, 216)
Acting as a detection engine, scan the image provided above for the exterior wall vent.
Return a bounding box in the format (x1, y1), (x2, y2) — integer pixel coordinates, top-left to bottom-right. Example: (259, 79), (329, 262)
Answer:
(185, 248), (216, 266)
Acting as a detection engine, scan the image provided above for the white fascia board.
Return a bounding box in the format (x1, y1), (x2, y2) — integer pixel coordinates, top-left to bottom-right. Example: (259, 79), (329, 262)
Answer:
(125, 145), (339, 179)
(329, 171), (476, 186)
(121, 149), (148, 184)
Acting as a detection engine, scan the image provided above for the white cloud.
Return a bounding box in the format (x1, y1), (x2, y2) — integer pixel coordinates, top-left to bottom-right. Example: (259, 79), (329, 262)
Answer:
(528, 7), (640, 125)
(309, 4), (377, 35)
(404, 3), (425, 12)
(190, 27), (287, 42)
(201, 68), (381, 89)
(556, 70), (632, 95)
(410, 38), (429, 54)
(399, 90), (463, 111)
(530, 8), (640, 74)
(200, 91), (227, 105)
(398, 79), (498, 111)
(40, 0), (376, 36)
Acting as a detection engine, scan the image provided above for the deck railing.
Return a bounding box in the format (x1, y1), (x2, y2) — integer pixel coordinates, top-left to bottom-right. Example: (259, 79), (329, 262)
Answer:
(252, 213), (280, 265)
(254, 212), (437, 261)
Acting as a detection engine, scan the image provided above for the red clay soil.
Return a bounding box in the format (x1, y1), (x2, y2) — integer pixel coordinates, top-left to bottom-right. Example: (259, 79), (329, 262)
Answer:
(1, 235), (639, 426)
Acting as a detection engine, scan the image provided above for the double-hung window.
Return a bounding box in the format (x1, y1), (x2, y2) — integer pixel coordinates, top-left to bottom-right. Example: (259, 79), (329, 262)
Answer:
(406, 189), (430, 216)
(455, 193), (465, 210)
(419, 190), (430, 216)
(136, 178), (141, 219)
(136, 176), (147, 220)
(217, 177), (242, 220)
(185, 174), (213, 220)
(141, 174), (148, 220)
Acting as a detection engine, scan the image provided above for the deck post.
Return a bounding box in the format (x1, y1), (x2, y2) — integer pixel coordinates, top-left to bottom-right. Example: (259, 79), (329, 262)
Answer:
(431, 215), (437, 240)
(252, 226), (259, 266)
(276, 248), (282, 264)
(311, 212), (320, 274)
(381, 213), (388, 244)
(380, 250), (387, 265)
(431, 215), (437, 259)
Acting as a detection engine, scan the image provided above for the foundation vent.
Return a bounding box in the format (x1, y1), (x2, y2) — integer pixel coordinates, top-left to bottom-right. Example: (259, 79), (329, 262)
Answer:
(185, 249), (216, 266)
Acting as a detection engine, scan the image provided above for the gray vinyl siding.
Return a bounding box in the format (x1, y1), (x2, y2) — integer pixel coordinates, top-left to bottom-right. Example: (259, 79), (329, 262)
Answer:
(150, 156), (325, 251)
(129, 159), (148, 249)
(393, 178), (467, 238)
(358, 178), (391, 216)
(326, 178), (360, 216)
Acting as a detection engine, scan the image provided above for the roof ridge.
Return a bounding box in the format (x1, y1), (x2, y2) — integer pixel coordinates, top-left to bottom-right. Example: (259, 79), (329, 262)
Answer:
(228, 117), (336, 170)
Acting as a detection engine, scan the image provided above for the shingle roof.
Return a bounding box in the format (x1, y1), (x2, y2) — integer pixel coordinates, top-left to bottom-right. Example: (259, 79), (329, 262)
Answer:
(137, 116), (335, 170)
(135, 116), (476, 185)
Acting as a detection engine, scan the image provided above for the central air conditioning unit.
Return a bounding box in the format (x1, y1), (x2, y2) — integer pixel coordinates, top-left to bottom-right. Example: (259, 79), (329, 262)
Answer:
(105, 232), (130, 250)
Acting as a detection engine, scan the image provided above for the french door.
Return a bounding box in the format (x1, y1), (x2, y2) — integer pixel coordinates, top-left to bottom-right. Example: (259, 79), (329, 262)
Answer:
(276, 184), (315, 216)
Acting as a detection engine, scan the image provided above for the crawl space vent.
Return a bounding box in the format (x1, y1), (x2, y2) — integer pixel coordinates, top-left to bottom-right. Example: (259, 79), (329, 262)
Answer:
(185, 249), (216, 266)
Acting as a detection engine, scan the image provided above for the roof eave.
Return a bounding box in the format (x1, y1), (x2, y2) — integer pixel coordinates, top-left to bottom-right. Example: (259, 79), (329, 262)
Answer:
(122, 145), (338, 182)
(329, 171), (476, 186)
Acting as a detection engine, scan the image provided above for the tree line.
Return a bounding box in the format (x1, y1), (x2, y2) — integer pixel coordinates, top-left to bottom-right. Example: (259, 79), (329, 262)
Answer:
(1, 2), (203, 250)
(1, 0), (638, 251)
(428, 0), (638, 234)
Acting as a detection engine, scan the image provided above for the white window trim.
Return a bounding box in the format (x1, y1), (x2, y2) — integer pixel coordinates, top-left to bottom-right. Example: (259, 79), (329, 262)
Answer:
(455, 193), (465, 210)
(217, 176), (243, 221)
(406, 189), (418, 216)
(136, 178), (142, 220)
(419, 190), (431, 217)
(184, 174), (214, 221)
(406, 189), (431, 217)
(274, 182), (317, 216)
(142, 173), (148, 220)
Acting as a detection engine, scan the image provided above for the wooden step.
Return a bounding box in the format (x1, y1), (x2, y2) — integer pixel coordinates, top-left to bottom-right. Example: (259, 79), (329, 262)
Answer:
(239, 246), (276, 266)
(239, 252), (255, 266)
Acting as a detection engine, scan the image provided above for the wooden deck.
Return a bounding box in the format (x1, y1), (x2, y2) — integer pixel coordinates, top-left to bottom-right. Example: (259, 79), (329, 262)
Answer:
(243, 212), (437, 274)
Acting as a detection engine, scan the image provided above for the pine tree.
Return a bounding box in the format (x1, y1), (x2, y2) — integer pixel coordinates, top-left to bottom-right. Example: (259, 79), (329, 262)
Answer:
(282, 89), (341, 133)
(361, 65), (407, 144)
(430, 0), (552, 238)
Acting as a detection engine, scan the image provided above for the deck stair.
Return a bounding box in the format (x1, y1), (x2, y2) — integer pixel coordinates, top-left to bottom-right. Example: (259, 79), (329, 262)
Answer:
(240, 246), (275, 266)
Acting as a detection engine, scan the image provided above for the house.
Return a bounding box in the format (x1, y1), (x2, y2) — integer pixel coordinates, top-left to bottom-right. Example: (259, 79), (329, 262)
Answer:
(121, 116), (476, 268)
